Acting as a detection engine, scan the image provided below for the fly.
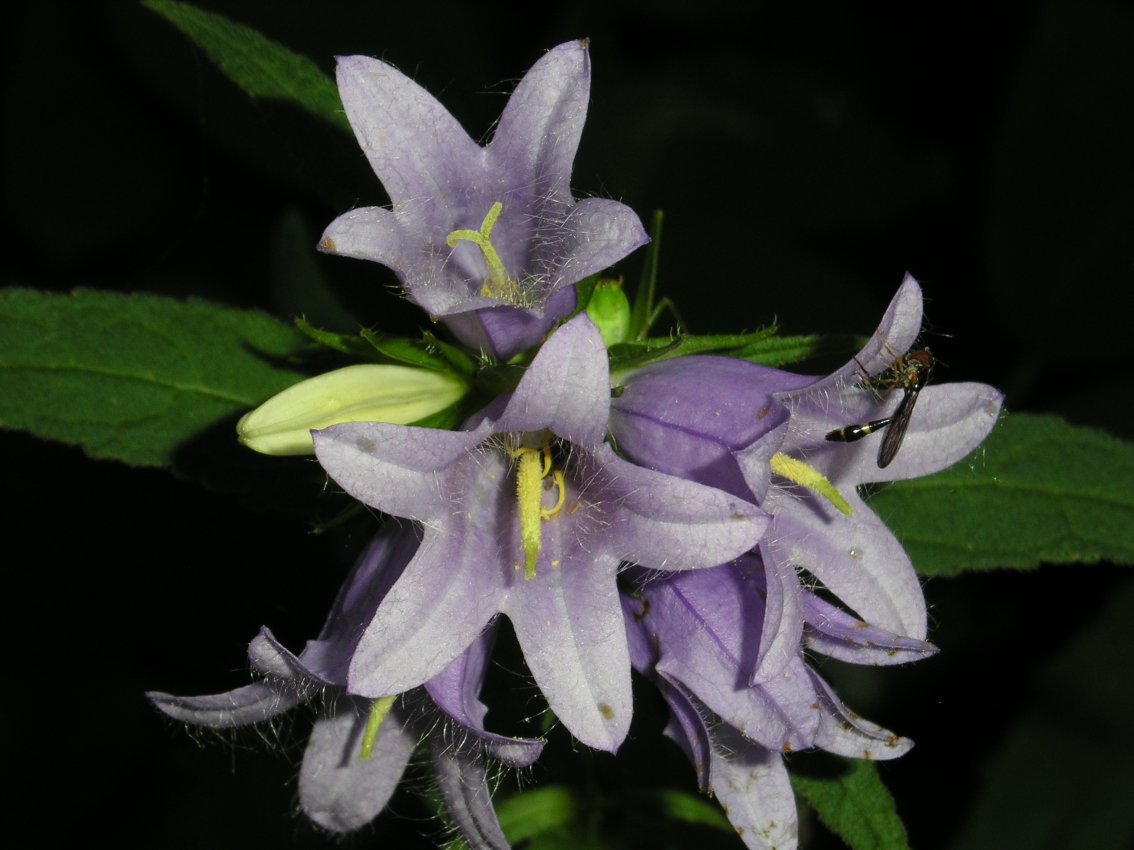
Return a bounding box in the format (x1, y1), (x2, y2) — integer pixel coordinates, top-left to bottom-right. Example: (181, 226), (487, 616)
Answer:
(825, 348), (934, 468)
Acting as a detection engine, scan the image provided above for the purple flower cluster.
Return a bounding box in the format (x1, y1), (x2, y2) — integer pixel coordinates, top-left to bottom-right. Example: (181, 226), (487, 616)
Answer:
(152, 40), (1003, 850)
(610, 276), (1002, 845)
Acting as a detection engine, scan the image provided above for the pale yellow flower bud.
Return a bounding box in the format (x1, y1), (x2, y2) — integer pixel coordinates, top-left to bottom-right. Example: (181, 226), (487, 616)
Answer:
(237, 364), (467, 455)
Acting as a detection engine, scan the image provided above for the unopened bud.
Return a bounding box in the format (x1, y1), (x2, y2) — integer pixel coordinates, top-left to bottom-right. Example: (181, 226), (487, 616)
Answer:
(238, 364), (467, 455)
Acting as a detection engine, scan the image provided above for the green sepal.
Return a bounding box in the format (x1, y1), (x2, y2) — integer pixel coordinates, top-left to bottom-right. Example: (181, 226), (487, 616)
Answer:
(406, 400), (464, 432)
(360, 329), (477, 376)
(628, 210), (664, 341)
(608, 327), (778, 380)
(732, 332), (865, 368)
(294, 317), (373, 357)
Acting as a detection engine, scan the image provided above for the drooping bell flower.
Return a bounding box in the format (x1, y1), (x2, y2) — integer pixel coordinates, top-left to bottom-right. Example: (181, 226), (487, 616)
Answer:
(149, 525), (540, 847)
(623, 552), (935, 850)
(610, 274), (1003, 683)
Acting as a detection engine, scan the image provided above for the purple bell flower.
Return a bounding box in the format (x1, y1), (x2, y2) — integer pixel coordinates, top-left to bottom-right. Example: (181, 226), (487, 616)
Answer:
(149, 525), (539, 848)
(611, 274), (1003, 681)
(607, 275), (1002, 847)
(320, 40), (648, 360)
(312, 314), (769, 752)
(624, 553), (934, 850)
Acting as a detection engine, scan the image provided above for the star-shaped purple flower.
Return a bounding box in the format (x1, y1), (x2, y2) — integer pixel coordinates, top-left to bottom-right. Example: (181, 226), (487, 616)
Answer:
(149, 525), (540, 847)
(610, 274), (1004, 683)
(312, 314), (769, 752)
(320, 40), (648, 360)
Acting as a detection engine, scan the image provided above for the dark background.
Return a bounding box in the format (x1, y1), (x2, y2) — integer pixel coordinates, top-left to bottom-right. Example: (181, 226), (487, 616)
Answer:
(4, 1), (1132, 848)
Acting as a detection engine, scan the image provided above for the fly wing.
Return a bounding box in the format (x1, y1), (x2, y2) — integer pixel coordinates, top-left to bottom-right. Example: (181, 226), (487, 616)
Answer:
(876, 388), (917, 467)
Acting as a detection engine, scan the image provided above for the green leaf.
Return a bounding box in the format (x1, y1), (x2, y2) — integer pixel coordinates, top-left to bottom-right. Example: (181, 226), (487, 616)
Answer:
(792, 760), (911, 850)
(486, 785), (736, 850)
(0, 288), (308, 468)
(143, 0), (350, 133)
(650, 788), (733, 832)
(870, 413), (1134, 575)
(495, 786), (582, 847)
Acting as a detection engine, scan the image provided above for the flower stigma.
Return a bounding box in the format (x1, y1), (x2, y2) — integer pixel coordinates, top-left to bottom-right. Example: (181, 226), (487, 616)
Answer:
(446, 202), (524, 304)
(769, 452), (854, 517)
(359, 695), (398, 760)
(513, 436), (567, 580)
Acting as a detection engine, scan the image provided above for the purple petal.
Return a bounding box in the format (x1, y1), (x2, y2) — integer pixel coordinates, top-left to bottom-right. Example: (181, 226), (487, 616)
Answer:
(432, 744), (511, 850)
(751, 555), (804, 685)
(496, 313), (609, 446)
(622, 593), (657, 673)
(809, 670), (914, 760)
(424, 629), (493, 728)
(610, 356), (798, 496)
(249, 627), (319, 683)
(334, 55), (482, 211)
(506, 555), (631, 752)
(600, 445), (769, 570)
(657, 682), (713, 790)
(300, 524), (420, 684)
(853, 382), (1005, 484)
(318, 206), (411, 275)
(299, 697), (416, 833)
(147, 682), (299, 728)
(803, 592), (938, 665)
(490, 41), (589, 205)
(313, 421), (487, 521)
(447, 285), (578, 360)
(761, 489), (926, 638)
(425, 629), (545, 768)
(733, 419), (789, 502)
(792, 274), (924, 399)
(347, 519), (507, 696)
(707, 724), (798, 850)
(541, 197), (649, 286)
(647, 569), (818, 750)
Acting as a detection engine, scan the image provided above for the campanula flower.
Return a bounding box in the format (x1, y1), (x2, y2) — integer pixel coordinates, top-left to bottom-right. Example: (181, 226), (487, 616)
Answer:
(149, 525), (540, 843)
(610, 275), (1003, 683)
(320, 40), (648, 359)
(312, 314), (769, 752)
(624, 553), (933, 850)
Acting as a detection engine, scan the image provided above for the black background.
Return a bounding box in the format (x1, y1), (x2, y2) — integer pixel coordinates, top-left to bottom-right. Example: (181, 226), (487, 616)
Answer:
(4, 2), (1132, 848)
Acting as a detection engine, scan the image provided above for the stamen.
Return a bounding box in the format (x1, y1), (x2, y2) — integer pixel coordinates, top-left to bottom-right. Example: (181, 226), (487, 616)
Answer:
(359, 695), (397, 760)
(445, 201), (522, 302)
(515, 447), (545, 580)
(544, 469), (566, 519)
(769, 453), (854, 517)
(512, 438), (566, 579)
